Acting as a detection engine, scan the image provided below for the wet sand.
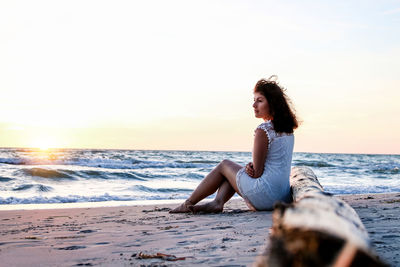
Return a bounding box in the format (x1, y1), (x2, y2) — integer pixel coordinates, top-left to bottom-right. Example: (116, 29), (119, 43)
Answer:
(0, 193), (399, 266)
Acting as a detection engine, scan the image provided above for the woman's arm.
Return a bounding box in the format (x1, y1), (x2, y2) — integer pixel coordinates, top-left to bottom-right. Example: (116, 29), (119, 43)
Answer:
(250, 128), (269, 178)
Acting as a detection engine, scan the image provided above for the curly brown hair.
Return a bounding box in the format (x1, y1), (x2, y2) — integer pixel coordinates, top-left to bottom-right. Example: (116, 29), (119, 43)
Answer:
(254, 77), (298, 134)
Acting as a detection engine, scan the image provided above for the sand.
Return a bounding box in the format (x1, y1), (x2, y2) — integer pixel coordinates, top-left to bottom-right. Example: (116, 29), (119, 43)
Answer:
(338, 193), (400, 266)
(0, 193), (399, 266)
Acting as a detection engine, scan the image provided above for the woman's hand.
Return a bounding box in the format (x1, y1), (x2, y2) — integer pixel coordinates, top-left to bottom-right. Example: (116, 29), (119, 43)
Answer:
(245, 162), (255, 177)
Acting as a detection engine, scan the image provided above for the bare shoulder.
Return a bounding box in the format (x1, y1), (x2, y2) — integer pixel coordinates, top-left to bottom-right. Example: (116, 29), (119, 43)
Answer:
(254, 128), (269, 144)
(254, 128), (268, 138)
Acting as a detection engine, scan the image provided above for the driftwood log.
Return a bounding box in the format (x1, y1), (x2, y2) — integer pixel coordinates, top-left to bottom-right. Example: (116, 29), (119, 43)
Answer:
(254, 166), (386, 267)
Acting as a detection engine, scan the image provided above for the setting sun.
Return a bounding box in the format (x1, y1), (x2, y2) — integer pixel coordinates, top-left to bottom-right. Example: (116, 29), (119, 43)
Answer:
(31, 137), (58, 150)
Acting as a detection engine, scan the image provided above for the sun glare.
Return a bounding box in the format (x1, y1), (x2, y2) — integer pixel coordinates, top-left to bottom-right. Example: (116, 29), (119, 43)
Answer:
(31, 137), (58, 151)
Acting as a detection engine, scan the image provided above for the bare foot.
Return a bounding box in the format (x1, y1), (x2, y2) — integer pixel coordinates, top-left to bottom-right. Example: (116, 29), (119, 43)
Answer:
(244, 199), (257, 211)
(191, 200), (223, 214)
(169, 200), (194, 213)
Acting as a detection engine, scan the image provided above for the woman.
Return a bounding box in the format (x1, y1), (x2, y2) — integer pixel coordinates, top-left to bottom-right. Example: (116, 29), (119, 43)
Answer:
(170, 76), (298, 213)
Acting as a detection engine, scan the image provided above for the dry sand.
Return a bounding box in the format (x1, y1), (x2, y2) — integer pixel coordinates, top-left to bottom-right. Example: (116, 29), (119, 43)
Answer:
(0, 193), (399, 266)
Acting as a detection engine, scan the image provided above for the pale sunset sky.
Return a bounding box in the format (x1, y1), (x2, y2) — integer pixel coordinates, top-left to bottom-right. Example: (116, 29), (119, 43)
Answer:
(1, 0), (399, 154)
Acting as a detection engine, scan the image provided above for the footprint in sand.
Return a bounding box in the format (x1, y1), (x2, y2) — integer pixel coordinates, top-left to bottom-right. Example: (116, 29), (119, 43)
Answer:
(57, 245), (86, 250)
(94, 242), (109, 245)
(78, 230), (97, 234)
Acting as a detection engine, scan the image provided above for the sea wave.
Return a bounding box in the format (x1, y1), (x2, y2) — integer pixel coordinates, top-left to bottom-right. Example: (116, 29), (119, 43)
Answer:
(12, 184), (53, 192)
(372, 167), (400, 174)
(293, 160), (335, 168)
(132, 185), (193, 193)
(19, 167), (154, 181)
(325, 184), (397, 195)
(0, 177), (14, 182)
(0, 157), (27, 165)
(1, 156), (208, 170)
(176, 160), (220, 164)
(21, 168), (75, 179)
(0, 193), (175, 205)
(78, 170), (148, 181)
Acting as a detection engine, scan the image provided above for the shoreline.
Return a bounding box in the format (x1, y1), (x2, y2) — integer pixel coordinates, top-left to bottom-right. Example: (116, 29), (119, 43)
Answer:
(0, 198), (186, 211)
(0, 193), (399, 266)
(0, 196), (245, 211)
(1, 192), (399, 211)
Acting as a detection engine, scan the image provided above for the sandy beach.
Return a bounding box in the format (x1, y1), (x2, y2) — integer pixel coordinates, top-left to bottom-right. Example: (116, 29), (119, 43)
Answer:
(0, 193), (399, 266)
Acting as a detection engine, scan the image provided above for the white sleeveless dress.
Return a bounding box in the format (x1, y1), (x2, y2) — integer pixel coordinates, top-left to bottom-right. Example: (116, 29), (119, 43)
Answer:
(236, 120), (294, 210)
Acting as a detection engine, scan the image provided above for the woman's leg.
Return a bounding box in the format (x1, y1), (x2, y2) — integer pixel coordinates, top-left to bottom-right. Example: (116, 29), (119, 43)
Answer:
(170, 160), (242, 213)
(191, 180), (235, 213)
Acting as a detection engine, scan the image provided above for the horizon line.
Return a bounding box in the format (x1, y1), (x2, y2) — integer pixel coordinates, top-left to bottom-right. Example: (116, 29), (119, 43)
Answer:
(0, 146), (398, 156)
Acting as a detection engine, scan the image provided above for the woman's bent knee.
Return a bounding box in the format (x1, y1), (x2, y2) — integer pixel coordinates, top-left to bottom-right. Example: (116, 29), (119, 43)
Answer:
(220, 159), (231, 166)
(220, 159), (241, 172)
(217, 159), (230, 170)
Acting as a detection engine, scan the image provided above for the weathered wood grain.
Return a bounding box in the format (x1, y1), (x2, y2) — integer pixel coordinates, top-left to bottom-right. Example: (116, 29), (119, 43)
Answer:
(254, 166), (386, 267)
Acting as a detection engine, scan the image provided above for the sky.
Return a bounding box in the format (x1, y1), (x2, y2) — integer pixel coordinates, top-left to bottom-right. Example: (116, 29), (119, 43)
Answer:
(1, 0), (400, 154)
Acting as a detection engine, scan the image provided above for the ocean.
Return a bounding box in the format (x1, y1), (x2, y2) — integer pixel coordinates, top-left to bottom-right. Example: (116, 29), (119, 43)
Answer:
(0, 148), (399, 208)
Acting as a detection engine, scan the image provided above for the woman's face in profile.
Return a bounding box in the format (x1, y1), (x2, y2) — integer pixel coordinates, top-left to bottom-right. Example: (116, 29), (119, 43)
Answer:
(253, 92), (271, 120)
